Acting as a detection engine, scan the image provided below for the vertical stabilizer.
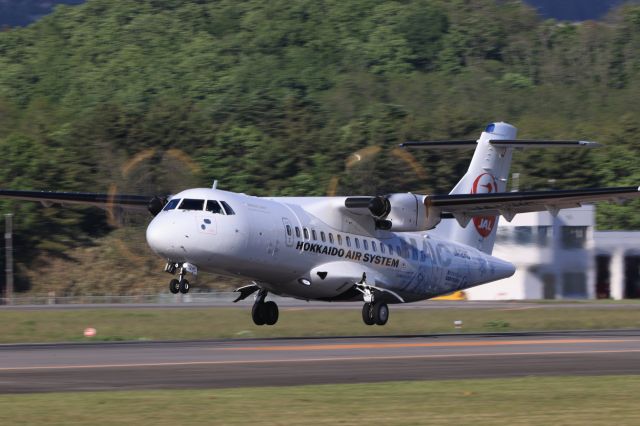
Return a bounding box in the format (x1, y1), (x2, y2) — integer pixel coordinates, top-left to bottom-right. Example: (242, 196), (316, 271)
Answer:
(448, 122), (517, 254)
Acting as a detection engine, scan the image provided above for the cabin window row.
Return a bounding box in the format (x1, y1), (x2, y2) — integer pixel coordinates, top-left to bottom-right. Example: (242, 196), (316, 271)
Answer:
(284, 225), (426, 261)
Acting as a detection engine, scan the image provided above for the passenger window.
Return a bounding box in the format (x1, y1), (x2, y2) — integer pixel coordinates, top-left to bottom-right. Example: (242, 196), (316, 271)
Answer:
(206, 200), (224, 214)
(303, 228), (310, 240)
(329, 233), (334, 244)
(163, 199), (181, 211)
(179, 199), (204, 210)
(312, 230), (317, 240)
(220, 201), (235, 215)
(346, 236), (351, 247)
(388, 245), (393, 255)
(371, 241), (376, 252)
(337, 234), (342, 246)
(420, 251), (426, 262)
(412, 247), (419, 260)
(355, 238), (360, 249)
(363, 240), (369, 250)
(380, 243), (385, 253)
(295, 227), (301, 238)
(396, 246), (402, 257)
(286, 225), (292, 236)
(320, 231), (326, 242)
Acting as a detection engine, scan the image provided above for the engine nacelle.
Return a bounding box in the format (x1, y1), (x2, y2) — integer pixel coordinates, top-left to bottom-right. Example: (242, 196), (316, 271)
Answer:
(343, 193), (442, 231)
(385, 193), (427, 232)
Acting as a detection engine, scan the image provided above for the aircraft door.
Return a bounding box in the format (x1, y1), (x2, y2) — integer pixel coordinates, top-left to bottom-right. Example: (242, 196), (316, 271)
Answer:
(282, 218), (294, 247)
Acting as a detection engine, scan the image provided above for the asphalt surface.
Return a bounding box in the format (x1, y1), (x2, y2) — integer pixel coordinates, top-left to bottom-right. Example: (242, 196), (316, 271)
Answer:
(3, 299), (640, 310)
(1, 330), (640, 393)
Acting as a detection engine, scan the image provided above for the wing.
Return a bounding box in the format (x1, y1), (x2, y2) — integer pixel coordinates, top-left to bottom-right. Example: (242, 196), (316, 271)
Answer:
(426, 186), (640, 226)
(0, 189), (166, 215)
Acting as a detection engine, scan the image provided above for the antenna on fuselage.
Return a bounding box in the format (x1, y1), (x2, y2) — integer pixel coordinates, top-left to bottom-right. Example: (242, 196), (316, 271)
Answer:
(212, 180), (218, 189)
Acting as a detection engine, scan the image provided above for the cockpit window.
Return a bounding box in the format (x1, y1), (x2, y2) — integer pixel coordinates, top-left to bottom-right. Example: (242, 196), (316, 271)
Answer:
(220, 201), (235, 215)
(206, 200), (224, 214)
(163, 199), (181, 211)
(179, 199), (204, 210)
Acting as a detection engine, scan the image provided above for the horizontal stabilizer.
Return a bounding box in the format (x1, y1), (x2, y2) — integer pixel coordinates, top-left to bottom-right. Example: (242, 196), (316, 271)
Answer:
(401, 139), (599, 149)
(488, 139), (599, 148)
(399, 140), (477, 149)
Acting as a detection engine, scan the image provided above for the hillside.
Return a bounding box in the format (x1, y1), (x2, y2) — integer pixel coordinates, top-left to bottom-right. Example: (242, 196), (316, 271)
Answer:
(2, 0), (640, 295)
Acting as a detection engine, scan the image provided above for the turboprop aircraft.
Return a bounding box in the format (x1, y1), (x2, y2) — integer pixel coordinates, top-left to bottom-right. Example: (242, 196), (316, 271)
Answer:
(1, 122), (639, 325)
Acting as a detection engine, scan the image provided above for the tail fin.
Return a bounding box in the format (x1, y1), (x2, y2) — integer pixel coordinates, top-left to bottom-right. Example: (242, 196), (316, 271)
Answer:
(403, 122), (598, 254)
(447, 122), (517, 254)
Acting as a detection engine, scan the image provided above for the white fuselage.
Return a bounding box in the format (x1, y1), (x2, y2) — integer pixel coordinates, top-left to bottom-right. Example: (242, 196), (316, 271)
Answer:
(145, 188), (515, 303)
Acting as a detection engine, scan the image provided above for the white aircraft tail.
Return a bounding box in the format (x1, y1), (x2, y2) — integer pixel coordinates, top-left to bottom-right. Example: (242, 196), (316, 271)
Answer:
(403, 122), (599, 254)
(447, 122), (517, 254)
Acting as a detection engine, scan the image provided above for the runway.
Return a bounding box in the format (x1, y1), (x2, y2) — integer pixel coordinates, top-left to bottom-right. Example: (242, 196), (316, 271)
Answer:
(1, 330), (639, 393)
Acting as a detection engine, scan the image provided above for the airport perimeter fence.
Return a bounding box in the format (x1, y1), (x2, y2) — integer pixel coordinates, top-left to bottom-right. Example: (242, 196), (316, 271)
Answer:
(0, 291), (250, 306)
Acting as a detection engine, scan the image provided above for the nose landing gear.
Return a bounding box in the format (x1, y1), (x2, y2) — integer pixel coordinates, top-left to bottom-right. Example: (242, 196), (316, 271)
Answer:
(166, 262), (195, 294)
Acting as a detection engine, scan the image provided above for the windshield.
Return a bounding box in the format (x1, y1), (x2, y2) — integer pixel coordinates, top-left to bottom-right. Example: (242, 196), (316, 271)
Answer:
(179, 199), (204, 210)
(206, 200), (223, 214)
(163, 199), (181, 211)
(220, 200), (235, 215)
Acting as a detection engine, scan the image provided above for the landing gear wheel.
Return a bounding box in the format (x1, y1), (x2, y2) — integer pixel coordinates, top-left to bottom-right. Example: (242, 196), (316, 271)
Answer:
(252, 303), (266, 326)
(264, 301), (279, 325)
(179, 279), (190, 294)
(373, 302), (389, 326)
(362, 303), (375, 325)
(169, 279), (180, 294)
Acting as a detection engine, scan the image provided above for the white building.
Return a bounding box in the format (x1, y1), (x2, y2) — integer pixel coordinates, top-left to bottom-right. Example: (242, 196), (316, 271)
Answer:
(465, 205), (640, 300)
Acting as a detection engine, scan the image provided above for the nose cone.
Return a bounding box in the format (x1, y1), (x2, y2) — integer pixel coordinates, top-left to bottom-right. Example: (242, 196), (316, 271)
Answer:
(146, 216), (173, 258)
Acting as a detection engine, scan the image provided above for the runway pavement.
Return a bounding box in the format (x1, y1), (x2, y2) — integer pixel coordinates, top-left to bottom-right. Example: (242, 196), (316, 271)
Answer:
(3, 299), (640, 310)
(1, 330), (640, 393)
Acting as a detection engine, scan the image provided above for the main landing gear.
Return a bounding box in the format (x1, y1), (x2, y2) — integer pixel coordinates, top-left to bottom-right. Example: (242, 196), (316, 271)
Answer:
(354, 273), (400, 326)
(231, 284), (279, 326)
(251, 289), (279, 326)
(166, 262), (194, 295)
(362, 302), (389, 326)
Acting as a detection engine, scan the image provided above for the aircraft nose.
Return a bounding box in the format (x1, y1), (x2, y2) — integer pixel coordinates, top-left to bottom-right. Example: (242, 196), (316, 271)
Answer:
(146, 216), (174, 258)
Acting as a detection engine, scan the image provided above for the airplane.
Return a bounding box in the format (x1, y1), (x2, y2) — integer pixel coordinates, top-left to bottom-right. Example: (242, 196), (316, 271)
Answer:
(1, 122), (638, 326)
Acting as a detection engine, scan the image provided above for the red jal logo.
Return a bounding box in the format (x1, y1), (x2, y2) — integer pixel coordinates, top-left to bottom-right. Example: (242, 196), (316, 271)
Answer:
(471, 173), (498, 238)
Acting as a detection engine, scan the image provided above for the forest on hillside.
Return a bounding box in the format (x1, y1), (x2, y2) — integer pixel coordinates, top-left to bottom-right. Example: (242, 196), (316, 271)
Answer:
(2, 0), (640, 294)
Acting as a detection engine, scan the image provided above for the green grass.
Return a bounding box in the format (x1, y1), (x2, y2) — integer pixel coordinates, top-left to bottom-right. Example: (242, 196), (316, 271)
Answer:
(2, 305), (640, 343)
(1, 376), (639, 425)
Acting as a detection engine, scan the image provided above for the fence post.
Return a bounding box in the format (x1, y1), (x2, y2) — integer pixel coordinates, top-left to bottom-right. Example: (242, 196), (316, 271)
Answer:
(5, 213), (14, 305)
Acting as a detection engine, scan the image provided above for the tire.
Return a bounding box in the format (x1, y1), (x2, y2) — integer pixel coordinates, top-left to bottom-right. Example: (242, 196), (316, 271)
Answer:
(252, 303), (266, 326)
(179, 279), (190, 294)
(169, 279), (180, 294)
(373, 302), (389, 326)
(264, 301), (279, 325)
(362, 303), (375, 325)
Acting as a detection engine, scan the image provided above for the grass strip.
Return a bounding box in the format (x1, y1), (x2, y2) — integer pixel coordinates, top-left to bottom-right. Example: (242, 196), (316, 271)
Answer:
(1, 376), (639, 425)
(1, 306), (640, 343)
